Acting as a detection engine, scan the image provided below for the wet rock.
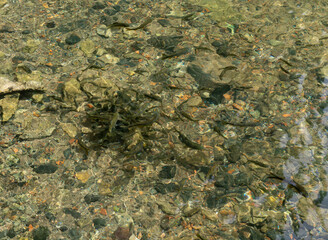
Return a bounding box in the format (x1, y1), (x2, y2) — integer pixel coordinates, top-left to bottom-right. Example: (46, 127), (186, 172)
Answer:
(84, 194), (100, 204)
(23, 39), (40, 53)
(157, 19), (170, 27)
(0, 93), (19, 122)
(32, 93), (43, 102)
(98, 180), (113, 196)
(32, 226), (50, 240)
(81, 77), (118, 99)
(45, 212), (56, 222)
(0, 50), (5, 59)
(60, 148), (72, 163)
(13, 112), (56, 140)
(46, 21), (56, 28)
(0, 59), (14, 74)
(0, 23), (14, 33)
(98, 53), (120, 64)
(63, 78), (82, 102)
(238, 226), (264, 240)
(158, 165), (176, 179)
(92, 2), (106, 10)
(208, 85), (231, 105)
(179, 190), (192, 203)
(68, 228), (81, 240)
(80, 39), (95, 57)
(0, 0), (7, 8)
(65, 33), (81, 45)
(184, 95), (203, 107)
(64, 208), (82, 219)
(154, 182), (179, 194)
(156, 199), (177, 215)
(297, 197), (323, 230)
(75, 171), (91, 183)
(228, 144), (242, 163)
(97, 24), (112, 38)
(211, 40), (230, 57)
(113, 226), (131, 240)
(61, 122), (78, 138)
(206, 192), (228, 209)
(182, 204), (200, 217)
(6, 228), (15, 238)
(16, 71), (42, 84)
(187, 64), (213, 88)
(33, 163), (58, 174)
(104, 8), (118, 16)
(201, 208), (219, 221)
(160, 216), (171, 230)
(93, 218), (106, 229)
(59, 226), (68, 232)
(179, 150), (210, 168)
(115, 213), (134, 228)
(147, 35), (182, 51)
(0, 76), (42, 95)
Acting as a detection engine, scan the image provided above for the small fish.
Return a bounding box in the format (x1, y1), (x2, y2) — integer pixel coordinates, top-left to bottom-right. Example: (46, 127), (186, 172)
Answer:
(128, 111), (159, 127)
(126, 17), (153, 30)
(177, 99), (199, 122)
(268, 172), (308, 197)
(161, 47), (190, 59)
(76, 133), (89, 156)
(174, 128), (204, 150)
(108, 111), (119, 136)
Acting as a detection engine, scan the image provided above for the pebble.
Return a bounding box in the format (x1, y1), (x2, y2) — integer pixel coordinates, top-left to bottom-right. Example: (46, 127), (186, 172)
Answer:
(65, 33), (81, 45)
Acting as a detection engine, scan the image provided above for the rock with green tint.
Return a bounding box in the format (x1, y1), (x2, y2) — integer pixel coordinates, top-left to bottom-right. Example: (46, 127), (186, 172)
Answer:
(80, 39), (96, 57)
(32, 226), (50, 240)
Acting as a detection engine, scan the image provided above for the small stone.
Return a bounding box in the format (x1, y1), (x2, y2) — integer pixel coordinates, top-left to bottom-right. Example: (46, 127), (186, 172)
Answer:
(68, 228), (81, 239)
(0, 51), (5, 59)
(113, 227), (131, 240)
(32, 226), (50, 240)
(182, 204), (200, 217)
(32, 93), (43, 102)
(201, 209), (219, 221)
(59, 226), (68, 232)
(160, 216), (170, 230)
(33, 163), (58, 174)
(6, 228), (15, 238)
(211, 40), (230, 57)
(64, 208), (82, 219)
(64, 78), (82, 102)
(45, 212), (56, 222)
(187, 64), (213, 88)
(0, 93), (19, 122)
(61, 122), (78, 138)
(93, 218), (106, 229)
(154, 182), (179, 194)
(209, 85), (231, 105)
(97, 25), (112, 38)
(179, 150), (210, 167)
(156, 199), (177, 215)
(46, 21), (56, 28)
(65, 34), (81, 45)
(75, 171), (90, 183)
(80, 39), (95, 56)
(268, 39), (283, 46)
(23, 39), (40, 53)
(84, 194), (100, 204)
(92, 2), (106, 9)
(158, 166), (176, 179)
(0, 0), (8, 8)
